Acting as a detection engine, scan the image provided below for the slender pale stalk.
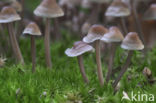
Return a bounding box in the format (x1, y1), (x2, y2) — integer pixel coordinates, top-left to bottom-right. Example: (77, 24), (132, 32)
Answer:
(112, 51), (133, 88)
(8, 22), (24, 65)
(53, 18), (61, 40)
(106, 43), (116, 83)
(31, 36), (36, 73)
(131, 1), (145, 44)
(120, 17), (128, 35)
(95, 40), (104, 86)
(44, 18), (52, 68)
(77, 55), (89, 84)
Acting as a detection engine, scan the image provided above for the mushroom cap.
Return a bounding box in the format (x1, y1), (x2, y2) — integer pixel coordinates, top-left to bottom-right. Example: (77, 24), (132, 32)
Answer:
(11, 1), (22, 12)
(23, 22), (42, 36)
(65, 41), (94, 57)
(89, 0), (112, 3)
(59, 0), (81, 9)
(121, 32), (144, 50)
(34, 0), (64, 18)
(0, 6), (21, 23)
(143, 4), (156, 21)
(83, 24), (108, 43)
(101, 26), (124, 43)
(105, 0), (130, 17)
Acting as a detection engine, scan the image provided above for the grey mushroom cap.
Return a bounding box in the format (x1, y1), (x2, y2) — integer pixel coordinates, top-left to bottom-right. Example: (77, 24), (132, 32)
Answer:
(0, 6), (21, 23)
(101, 26), (124, 43)
(105, 0), (130, 17)
(23, 22), (42, 36)
(83, 24), (108, 43)
(121, 32), (144, 50)
(34, 0), (64, 18)
(65, 41), (95, 57)
(143, 4), (156, 21)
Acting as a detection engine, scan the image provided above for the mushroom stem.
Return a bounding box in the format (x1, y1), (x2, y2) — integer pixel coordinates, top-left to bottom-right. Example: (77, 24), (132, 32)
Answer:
(106, 43), (116, 83)
(53, 18), (61, 40)
(8, 22), (24, 65)
(31, 36), (36, 73)
(44, 18), (52, 68)
(112, 50), (133, 88)
(95, 40), (104, 86)
(120, 17), (128, 35)
(131, 1), (145, 44)
(77, 55), (89, 84)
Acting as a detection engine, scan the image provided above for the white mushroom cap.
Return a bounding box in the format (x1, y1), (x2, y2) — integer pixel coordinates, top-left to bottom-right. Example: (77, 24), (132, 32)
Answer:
(0, 6), (21, 23)
(65, 41), (94, 57)
(101, 26), (124, 43)
(83, 24), (108, 43)
(89, 0), (112, 3)
(81, 0), (91, 9)
(10, 0), (22, 12)
(23, 22), (42, 36)
(143, 4), (156, 21)
(34, 0), (64, 18)
(105, 0), (130, 17)
(121, 32), (144, 50)
(59, 0), (81, 9)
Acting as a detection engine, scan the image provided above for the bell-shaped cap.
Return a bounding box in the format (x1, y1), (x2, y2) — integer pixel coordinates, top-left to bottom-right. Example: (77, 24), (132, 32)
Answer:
(101, 26), (124, 43)
(34, 0), (64, 18)
(11, 1), (22, 12)
(83, 24), (108, 43)
(121, 32), (144, 50)
(65, 41), (94, 57)
(105, 0), (130, 17)
(23, 22), (42, 36)
(143, 4), (156, 21)
(0, 6), (21, 23)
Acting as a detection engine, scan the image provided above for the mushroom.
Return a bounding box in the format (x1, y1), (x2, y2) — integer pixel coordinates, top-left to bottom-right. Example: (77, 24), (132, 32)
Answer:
(0, 6), (24, 65)
(112, 32), (144, 88)
(83, 24), (108, 86)
(105, 0), (130, 34)
(143, 4), (156, 21)
(65, 41), (94, 83)
(101, 26), (124, 83)
(23, 22), (42, 73)
(34, 0), (64, 68)
(130, 0), (145, 44)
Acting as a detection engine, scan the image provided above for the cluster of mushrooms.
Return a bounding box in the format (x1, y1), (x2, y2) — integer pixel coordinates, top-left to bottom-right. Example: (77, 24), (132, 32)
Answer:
(0, 0), (64, 72)
(65, 24), (144, 88)
(0, 0), (156, 89)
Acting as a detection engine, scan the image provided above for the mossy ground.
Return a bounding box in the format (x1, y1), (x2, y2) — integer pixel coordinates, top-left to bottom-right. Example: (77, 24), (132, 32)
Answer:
(0, 29), (156, 103)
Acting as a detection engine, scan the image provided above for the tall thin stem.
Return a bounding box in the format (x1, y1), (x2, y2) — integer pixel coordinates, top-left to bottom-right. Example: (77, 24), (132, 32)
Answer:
(120, 17), (128, 35)
(106, 43), (116, 83)
(53, 18), (61, 40)
(44, 18), (52, 68)
(131, 1), (145, 44)
(77, 55), (89, 84)
(8, 23), (24, 65)
(112, 51), (133, 88)
(95, 40), (104, 86)
(31, 36), (36, 73)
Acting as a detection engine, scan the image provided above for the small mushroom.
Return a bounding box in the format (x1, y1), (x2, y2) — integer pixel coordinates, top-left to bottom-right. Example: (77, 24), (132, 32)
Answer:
(65, 41), (94, 84)
(23, 22), (42, 73)
(34, 0), (64, 68)
(83, 24), (108, 86)
(105, 0), (130, 34)
(101, 26), (124, 83)
(143, 4), (156, 21)
(0, 6), (24, 65)
(130, 0), (145, 44)
(113, 32), (144, 88)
